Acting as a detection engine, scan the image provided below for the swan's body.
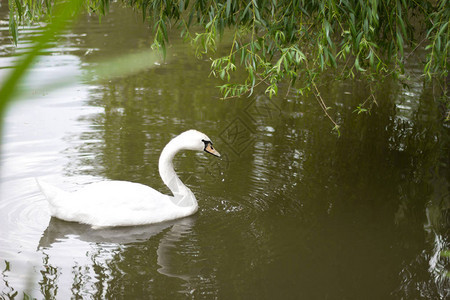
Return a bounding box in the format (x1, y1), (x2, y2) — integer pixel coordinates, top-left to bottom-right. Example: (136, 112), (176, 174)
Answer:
(37, 130), (220, 228)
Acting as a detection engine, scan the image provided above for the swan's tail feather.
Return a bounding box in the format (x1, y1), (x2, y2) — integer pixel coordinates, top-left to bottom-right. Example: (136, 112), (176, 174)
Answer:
(35, 178), (66, 206)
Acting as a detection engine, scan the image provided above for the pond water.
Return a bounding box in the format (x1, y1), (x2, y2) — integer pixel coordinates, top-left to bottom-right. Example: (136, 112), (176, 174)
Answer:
(1, 3), (449, 299)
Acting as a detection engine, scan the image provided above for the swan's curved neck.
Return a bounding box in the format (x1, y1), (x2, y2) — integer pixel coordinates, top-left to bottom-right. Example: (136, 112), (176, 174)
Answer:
(159, 136), (196, 207)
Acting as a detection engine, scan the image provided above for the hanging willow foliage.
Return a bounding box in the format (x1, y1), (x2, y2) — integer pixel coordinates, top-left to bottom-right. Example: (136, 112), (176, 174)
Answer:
(8, 0), (450, 127)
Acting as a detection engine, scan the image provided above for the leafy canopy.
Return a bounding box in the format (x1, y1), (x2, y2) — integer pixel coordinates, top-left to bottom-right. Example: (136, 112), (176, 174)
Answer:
(8, 0), (450, 127)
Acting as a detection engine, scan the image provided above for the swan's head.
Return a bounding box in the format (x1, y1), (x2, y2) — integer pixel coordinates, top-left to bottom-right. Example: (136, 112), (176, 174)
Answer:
(177, 130), (220, 157)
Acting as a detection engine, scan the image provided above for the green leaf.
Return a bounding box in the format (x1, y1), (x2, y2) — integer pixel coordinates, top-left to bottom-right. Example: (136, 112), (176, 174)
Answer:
(435, 35), (441, 53)
(355, 56), (366, 72)
(441, 250), (450, 257)
(329, 51), (337, 68)
(396, 30), (404, 57)
(369, 51), (374, 68)
(254, 5), (261, 21)
(226, 0), (231, 18)
(9, 11), (18, 45)
(283, 56), (288, 71)
(355, 32), (363, 49)
(398, 16), (407, 38)
(438, 21), (449, 36)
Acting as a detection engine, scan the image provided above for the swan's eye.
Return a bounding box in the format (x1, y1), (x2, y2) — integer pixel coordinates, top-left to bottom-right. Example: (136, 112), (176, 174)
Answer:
(202, 139), (212, 146)
(202, 139), (214, 150)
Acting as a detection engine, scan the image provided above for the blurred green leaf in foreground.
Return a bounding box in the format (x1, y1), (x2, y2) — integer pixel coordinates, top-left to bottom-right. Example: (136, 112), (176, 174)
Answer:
(1, 0), (159, 136)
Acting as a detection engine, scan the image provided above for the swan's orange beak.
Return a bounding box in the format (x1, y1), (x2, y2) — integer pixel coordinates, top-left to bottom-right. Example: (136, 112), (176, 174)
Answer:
(204, 143), (220, 157)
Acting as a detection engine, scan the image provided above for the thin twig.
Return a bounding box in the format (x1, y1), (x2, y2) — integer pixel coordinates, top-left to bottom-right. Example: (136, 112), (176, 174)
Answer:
(312, 82), (340, 131)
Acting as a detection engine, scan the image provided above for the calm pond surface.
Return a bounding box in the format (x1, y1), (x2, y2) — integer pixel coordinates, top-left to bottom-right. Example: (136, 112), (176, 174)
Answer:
(1, 3), (449, 299)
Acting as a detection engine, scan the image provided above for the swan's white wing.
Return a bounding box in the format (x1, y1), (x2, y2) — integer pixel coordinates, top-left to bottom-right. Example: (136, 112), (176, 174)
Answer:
(71, 181), (167, 209)
(49, 181), (195, 227)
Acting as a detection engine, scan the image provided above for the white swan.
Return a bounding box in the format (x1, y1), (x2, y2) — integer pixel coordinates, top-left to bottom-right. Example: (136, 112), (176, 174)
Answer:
(36, 130), (220, 228)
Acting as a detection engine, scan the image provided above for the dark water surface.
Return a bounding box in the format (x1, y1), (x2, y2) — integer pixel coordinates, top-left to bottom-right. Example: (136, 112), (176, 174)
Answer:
(1, 3), (449, 299)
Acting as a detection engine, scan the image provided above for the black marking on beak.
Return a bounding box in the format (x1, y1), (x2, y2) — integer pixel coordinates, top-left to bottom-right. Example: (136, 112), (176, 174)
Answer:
(202, 139), (220, 157)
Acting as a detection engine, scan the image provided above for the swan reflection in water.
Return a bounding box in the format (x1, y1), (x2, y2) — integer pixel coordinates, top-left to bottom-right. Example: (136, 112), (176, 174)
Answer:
(38, 216), (198, 297)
